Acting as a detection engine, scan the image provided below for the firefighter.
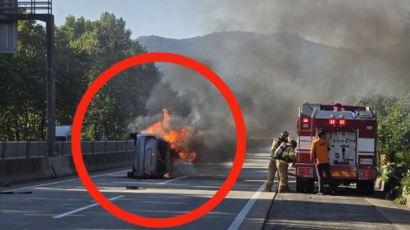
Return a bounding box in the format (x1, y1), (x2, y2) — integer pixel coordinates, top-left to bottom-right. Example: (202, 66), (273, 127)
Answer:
(310, 129), (335, 195)
(265, 131), (289, 192)
(276, 140), (297, 192)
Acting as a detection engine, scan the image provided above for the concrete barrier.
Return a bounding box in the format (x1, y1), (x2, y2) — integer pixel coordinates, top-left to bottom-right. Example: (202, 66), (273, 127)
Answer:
(83, 151), (133, 172)
(0, 151), (134, 185)
(48, 156), (74, 178)
(0, 160), (8, 184)
(0, 157), (53, 184)
(375, 178), (386, 191)
(83, 154), (98, 172)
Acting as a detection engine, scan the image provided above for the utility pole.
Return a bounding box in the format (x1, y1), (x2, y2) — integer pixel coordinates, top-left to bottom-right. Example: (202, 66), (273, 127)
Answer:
(46, 14), (55, 157)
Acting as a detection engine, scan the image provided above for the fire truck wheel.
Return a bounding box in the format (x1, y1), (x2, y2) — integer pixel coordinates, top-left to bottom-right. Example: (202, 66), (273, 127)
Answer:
(296, 179), (304, 193)
(306, 179), (315, 193)
(296, 179), (315, 193)
(357, 180), (375, 195)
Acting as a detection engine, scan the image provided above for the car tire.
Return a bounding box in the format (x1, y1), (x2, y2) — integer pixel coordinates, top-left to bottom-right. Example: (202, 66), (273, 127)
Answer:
(296, 179), (305, 193)
(306, 179), (315, 193)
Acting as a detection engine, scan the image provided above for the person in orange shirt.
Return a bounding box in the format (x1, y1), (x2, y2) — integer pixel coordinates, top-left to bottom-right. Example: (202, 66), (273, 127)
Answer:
(310, 129), (335, 195)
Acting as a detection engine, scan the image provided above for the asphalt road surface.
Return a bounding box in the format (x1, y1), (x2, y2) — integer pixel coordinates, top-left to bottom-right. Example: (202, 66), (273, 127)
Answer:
(264, 177), (410, 230)
(1, 152), (409, 230)
(0, 153), (273, 230)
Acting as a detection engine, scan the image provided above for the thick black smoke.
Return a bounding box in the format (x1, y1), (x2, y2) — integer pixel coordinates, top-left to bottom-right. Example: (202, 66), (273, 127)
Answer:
(205, 0), (409, 49)
(131, 1), (410, 161)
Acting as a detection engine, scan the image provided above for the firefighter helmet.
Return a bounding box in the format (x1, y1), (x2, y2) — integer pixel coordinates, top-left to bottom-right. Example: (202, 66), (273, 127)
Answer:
(290, 140), (297, 148)
(281, 131), (289, 138)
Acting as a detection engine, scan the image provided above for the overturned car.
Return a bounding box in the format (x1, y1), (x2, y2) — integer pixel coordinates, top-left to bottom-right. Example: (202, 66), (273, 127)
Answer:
(128, 133), (174, 179)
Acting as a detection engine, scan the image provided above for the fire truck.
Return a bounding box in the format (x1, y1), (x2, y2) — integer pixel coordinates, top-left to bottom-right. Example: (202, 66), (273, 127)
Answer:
(295, 103), (377, 194)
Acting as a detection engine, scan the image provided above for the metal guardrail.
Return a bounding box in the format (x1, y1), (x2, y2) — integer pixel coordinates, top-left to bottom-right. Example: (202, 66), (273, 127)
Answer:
(0, 140), (135, 159)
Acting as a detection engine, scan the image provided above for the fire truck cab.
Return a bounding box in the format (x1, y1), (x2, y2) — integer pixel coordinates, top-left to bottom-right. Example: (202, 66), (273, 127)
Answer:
(295, 103), (377, 194)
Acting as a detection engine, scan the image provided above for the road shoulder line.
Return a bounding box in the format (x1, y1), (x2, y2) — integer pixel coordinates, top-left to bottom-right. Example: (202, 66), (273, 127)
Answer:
(227, 182), (267, 230)
(364, 197), (410, 230)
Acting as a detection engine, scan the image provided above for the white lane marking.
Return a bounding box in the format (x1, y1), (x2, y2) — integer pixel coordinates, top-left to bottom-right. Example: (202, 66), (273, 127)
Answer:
(52, 195), (125, 219)
(227, 182), (267, 230)
(48, 175), (186, 219)
(4, 169), (129, 192)
(158, 176), (188, 185)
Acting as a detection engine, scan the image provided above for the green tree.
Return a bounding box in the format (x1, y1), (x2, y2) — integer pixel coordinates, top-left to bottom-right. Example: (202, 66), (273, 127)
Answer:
(378, 101), (410, 164)
(0, 20), (46, 140)
(357, 95), (409, 165)
(0, 13), (160, 141)
(57, 13), (160, 140)
(356, 95), (398, 118)
(358, 93), (410, 202)
(55, 16), (92, 125)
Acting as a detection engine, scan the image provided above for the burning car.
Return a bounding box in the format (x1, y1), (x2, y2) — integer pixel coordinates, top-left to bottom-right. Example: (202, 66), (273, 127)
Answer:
(128, 108), (197, 179)
(128, 133), (172, 178)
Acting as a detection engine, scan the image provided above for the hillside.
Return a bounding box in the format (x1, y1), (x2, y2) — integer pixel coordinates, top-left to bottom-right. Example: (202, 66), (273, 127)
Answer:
(135, 31), (407, 139)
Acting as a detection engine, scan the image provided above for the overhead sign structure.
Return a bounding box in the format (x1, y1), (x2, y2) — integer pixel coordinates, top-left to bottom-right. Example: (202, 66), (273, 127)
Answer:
(0, 21), (17, 53)
(0, 0), (18, 53)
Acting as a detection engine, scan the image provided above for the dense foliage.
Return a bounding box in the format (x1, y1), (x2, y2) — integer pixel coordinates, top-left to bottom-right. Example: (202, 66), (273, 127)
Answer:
(0, 13), (160, 141)
(357, 92), (410, 203)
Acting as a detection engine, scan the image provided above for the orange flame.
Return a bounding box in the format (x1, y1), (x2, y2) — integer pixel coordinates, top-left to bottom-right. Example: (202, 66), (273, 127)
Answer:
(163, 172), (171, 179)
(141, 109), (197, 163)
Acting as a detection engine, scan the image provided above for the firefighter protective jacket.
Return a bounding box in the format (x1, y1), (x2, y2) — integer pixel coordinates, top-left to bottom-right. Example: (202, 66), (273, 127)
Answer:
(278, 146), (296, 164)
(270, 138), (281, 156)
(310, 137), (329, 164)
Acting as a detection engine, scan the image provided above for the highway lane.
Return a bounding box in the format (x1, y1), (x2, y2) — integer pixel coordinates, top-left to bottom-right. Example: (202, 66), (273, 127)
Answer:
(263, 170), (410, 230)
(0, 152), (273, 230)
(3, 152), (409, 230)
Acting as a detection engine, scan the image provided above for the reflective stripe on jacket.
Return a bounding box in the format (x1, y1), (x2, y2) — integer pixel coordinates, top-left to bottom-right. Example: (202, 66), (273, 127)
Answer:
(278, 146), (295, 163)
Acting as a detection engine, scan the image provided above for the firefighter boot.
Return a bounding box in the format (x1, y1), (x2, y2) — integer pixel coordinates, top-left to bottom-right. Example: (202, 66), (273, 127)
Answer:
(265, 182), (273, 192)
(278, 186), (292, 193)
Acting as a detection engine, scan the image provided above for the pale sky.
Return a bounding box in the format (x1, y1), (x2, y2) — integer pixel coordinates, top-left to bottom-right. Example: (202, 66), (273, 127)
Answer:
(54, 0), (214, 39)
